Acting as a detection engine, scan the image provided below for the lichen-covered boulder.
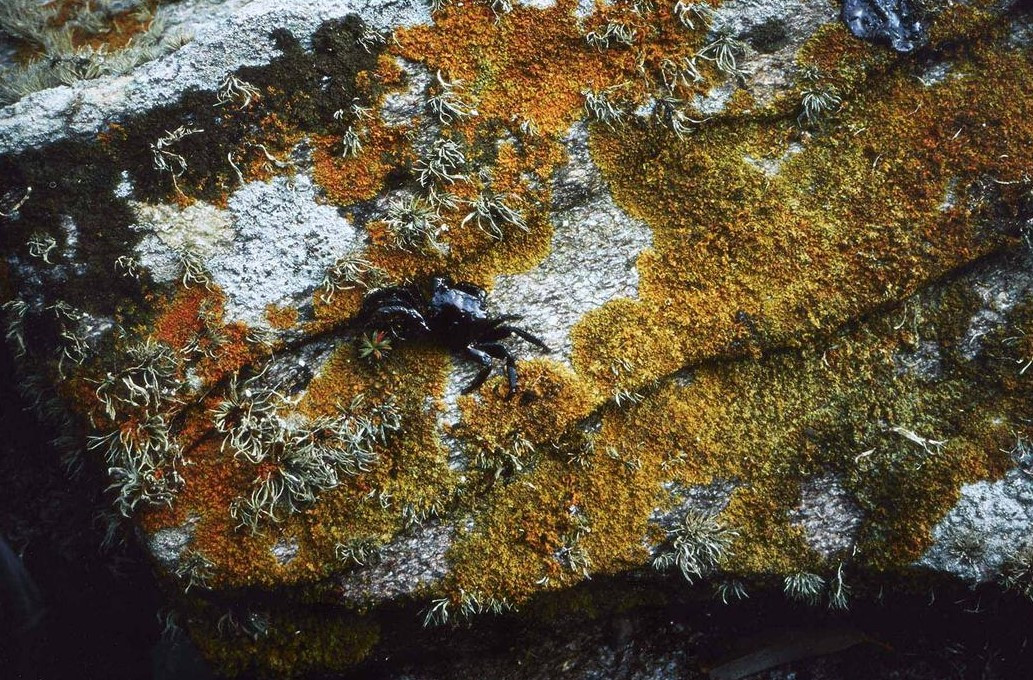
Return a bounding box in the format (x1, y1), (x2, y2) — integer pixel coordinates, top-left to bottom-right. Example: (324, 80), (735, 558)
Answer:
(2, 0), (1033, 675)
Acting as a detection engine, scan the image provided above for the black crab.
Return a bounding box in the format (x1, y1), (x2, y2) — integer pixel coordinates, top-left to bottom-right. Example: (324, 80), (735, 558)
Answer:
(355, 277), (549, 395)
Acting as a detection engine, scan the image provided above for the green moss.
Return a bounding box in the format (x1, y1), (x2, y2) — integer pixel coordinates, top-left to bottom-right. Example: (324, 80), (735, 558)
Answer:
(191, 607), (380, 678)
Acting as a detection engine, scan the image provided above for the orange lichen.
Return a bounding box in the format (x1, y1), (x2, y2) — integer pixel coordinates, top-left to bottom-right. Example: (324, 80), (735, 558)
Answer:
(313, 119), (412, 207)
(152, 286), (217, 349)
(394, 0), (709, 138)
(264, 304), (298, 330)
(454, 360), (596, 451)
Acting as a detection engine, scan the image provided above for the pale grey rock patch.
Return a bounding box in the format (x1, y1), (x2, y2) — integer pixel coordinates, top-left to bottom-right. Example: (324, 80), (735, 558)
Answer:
(439, 360), (481, 470)
(58, 215), (79, 261)
(381, 59), (433, 127)
(961, 255), (1033, 360)
(939, 177), (958, 211)
(0, 0), (432, 154)
(134, 173), (365, 328)
(919, 469), (1033, 583)
(652, 479), (738, 534)
(789, 473), (862, 558)
(113, 171), (134, 199)
(337, 522), (454, 606)
(131, 198), (235, 278)
(492, 123), (652, 362)
(147, 516), (199, 571)
(711, 0), (834, 39)
(692, 83), (736, 117)
(893, 339), (942, 381)
(917, 61), (952, 86)
(268, 337), (339, 396)
(575, 0), (596, 17)
(272, 537), (300, 565)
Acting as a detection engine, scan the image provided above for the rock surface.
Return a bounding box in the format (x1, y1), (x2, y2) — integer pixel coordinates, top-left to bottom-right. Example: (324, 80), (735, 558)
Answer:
(2, 0), (1033, 675)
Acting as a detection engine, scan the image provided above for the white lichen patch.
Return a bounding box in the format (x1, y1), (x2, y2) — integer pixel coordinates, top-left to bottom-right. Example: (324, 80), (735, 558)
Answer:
(147, 516), (199, 571)
(132, 198), (235, 265)
(917, 62), (952, 87)
(919, 469), (1033, 583)
(272, 537), (300, 565)
(134, 173), (364, 327)
(893, 339), (943, 382)
(788, 473), (862, 558)
(491, 123), (652, 362)
(213, 174), (363, 325)
(692, 82), (736, 117)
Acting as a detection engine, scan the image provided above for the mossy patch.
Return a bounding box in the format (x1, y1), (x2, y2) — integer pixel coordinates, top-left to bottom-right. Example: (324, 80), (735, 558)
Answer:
(575, 18), (1033, 395)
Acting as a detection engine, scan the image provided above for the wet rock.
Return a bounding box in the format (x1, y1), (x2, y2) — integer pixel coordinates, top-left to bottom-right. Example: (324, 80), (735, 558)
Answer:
(842, 0), (926, 52)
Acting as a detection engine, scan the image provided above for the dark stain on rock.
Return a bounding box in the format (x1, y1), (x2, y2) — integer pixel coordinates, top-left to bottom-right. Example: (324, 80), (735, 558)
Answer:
(744, 18), (791, 54)
(116, 15), (385, 204)
(0, 142), (148, 318)
(842, 0), (927, 53)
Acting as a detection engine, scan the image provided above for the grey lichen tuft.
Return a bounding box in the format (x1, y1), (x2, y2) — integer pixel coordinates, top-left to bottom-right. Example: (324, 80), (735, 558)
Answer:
(715, 578), (748, 604)
(828, 562), (851, 610)
(697, 30), (749, 81)
(427, 70), (475, 124)
(423, 597), (451, 627)
(151, 127), (205, 195)
(2, 299), (29, 359)
(217, 609), (272, 641)
(319, 253), (385, 304)
(174, 549), (214, 593)
(415, 138), (468, 187)
(357, 27), (387, 53)
(386, 193), (448, 253)
(652, 510), (738, 583)
(335, 537), (384, 567)
(341, 127), (363, 158)
(0, 2), (192, 105)
(999, 544), (1033, 601)
(228, 396), (402, 534)
(89, 413), (183, 517)
(798, 86), (842, 127)
(784, 571), (826, 605)
(26, 232), (57, 263)
(655, 95), (707, 140)
(94, 339), (180, 419)
(556, 510), (593, 578)
(460, 190), (527, 240)
(583, 88), (627, 129)
(585, 23), (636, 50)
(215, 75), (261, 109)
(672, 1), (714, 30)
